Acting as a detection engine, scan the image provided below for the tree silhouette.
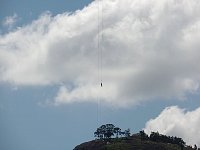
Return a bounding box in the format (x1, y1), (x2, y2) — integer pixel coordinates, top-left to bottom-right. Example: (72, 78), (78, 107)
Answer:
(140, 130), (149, 140)
(124, 128), (131, 137)
(114, 127), (121, 138)
(94, 126), (193, 150)
(148, 131), (186, 149)
(94, 124), (117, 140)
(104, 124), (115, 139)
(94, 124), (130, 140)
(119, 131), (125, 137)
(94, 126), (104, 139)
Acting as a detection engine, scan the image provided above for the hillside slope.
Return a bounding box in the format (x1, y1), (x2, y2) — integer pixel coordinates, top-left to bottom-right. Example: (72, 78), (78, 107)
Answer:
(74, 134), (195, 150)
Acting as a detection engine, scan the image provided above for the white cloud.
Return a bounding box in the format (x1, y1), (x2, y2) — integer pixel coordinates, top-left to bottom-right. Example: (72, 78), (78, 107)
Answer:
(1, 0), (200, 107)
(144, 106), (200, 147)
(2, 13), (18, 29)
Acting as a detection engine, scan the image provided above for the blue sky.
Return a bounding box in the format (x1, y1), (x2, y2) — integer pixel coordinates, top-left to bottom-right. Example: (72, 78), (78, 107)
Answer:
(1, 0), (200, 149)
(0, 0), (93, 22)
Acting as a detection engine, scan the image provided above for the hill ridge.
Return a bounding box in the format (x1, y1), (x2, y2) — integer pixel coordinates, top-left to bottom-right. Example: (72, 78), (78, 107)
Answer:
(74, 133), (197, 150)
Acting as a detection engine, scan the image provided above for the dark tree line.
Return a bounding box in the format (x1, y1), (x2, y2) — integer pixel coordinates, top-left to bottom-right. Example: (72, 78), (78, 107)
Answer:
(94, 124), (130, 140)
(94, 126), (198, 149)
(140, 130), (185, 149)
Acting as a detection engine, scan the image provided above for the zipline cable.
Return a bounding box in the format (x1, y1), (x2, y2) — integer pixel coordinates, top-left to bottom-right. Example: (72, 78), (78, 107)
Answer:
(101, 0), (103, 88)
(97, 0), (101, 126)
(97, 0), (104, 126)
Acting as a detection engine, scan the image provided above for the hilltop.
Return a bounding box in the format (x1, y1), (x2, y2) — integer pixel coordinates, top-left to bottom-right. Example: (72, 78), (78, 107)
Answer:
(74, 133), (196, 150)
(74, 124), (198, 150)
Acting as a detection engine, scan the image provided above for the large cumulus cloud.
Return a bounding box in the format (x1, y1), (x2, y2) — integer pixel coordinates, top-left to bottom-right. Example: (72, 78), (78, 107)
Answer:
(144, 106), (200, 147)
(1, 0), (200, 107)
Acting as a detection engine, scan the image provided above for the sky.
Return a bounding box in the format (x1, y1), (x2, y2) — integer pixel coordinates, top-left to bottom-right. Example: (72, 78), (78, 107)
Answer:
(1, 0), (200, 149)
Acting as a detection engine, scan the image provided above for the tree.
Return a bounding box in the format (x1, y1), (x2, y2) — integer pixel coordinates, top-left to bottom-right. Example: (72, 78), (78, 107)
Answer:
(139, 130), (149, 140)
(94, 124), (131, 140)
(94, 126), (104, 139)
(104, 124), (115, 139)
(124, 128), (131, 137)
(148, 131), (186, 150)
(114, 127), (121, 138)
(94, 124), (116, 140)
(150, 132), (160, 142)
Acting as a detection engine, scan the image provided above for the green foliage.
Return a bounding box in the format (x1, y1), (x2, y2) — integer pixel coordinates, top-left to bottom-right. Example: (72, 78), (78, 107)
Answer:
(105, 143), (132, 150)
(74, 132), (196, 150)
(124, 129), (130, 137)
(94, 124), (115, 139)
(148, 131), (185, 148)
(94, 124), (131, 140)
(114, 127), (121, 138)
(75, 127), (198, 150)
(140, 130), (149, 141)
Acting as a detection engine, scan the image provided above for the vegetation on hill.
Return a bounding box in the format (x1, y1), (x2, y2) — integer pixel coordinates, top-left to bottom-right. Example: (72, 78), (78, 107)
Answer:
(74, 124), (199, 150)
(94, 124), (130, 140)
